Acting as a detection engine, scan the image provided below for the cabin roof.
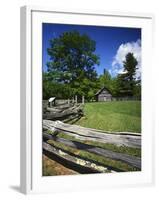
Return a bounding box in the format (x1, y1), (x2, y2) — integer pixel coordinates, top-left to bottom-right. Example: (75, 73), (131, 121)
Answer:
(95, 86), (112, 96)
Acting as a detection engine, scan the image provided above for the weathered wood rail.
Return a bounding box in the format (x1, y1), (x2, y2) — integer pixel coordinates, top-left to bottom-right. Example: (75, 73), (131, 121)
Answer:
(43, 104), (84, 121)
(43, 142), (110, 174)
(43, 119), (141, 173)
(43, 120), (141, 148)
(43, 132), (141, 169)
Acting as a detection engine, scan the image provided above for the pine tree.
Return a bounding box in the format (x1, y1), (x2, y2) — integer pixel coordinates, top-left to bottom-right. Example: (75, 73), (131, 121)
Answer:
(117, 53), (138, 96)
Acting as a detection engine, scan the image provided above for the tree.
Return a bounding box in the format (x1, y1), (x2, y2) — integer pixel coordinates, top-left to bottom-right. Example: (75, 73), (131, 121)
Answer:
(47, 31), (99, 83)
(98, 69), (120, 96)
(133, 80), (141, 99)
(45, 31), (100, 100)
(43, 72), (74, 99)
(117, 53), (138, 96)
(99, 69), (111, 88)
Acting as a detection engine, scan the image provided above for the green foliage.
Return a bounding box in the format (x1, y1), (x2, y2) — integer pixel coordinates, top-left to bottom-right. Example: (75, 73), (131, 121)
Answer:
(133, 81), (141, 99)
(43, 31), (100, 100)
(98, 69), (120, 96)
(99, 69), (111, 87)
(43, 72), (74, 99)
(124, 53), (138, 77)
(117, 53), (138, 96)
(48, 31), (99, 84)
(109, 77), (119, 96)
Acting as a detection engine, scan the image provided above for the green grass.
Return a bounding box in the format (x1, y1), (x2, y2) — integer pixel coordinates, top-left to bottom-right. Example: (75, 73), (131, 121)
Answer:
(75, 101), (141, 133)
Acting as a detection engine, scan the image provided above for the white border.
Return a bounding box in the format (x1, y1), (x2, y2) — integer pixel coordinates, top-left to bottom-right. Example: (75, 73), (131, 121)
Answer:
(20, 6), (154, 194)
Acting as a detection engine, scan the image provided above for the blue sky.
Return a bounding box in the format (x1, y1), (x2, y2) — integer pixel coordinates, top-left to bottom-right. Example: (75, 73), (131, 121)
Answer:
(42, 23), (141, 77)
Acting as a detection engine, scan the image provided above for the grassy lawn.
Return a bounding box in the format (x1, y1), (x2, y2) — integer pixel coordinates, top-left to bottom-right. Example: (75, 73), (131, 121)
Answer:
(75, 101), (141, 133)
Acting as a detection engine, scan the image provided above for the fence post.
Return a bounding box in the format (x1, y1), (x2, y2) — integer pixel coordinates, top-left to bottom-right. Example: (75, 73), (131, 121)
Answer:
(68, 99), (70, 106)
(82, 96), (85, 105)
(75, 95), (77, 104)
(72, 97), (74, 104)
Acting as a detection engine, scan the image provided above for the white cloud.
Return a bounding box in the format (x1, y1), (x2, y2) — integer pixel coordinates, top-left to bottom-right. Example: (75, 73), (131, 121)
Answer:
(110, 39), (141, 79)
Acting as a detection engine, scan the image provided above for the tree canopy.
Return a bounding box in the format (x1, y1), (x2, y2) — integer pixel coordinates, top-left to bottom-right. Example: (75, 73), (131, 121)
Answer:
(47, 31), (99, 83)
(43, 31), (100, 100)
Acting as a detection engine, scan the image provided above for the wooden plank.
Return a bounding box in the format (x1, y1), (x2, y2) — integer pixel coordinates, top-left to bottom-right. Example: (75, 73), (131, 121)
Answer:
(43, 142), (110, 173)
(43, 120), (141, 148)
(43, 133), (141, 169)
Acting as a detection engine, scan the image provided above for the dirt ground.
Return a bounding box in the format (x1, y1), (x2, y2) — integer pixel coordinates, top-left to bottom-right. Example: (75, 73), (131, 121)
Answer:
(42, 154), (78, 176)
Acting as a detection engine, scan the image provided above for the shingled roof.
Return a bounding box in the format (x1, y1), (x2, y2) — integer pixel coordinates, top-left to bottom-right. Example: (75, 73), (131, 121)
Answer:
(95, 86), (112, 96)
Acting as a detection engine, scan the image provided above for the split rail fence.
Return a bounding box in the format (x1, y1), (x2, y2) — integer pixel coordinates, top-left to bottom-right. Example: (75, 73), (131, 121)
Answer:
(43, 103), (141, 174)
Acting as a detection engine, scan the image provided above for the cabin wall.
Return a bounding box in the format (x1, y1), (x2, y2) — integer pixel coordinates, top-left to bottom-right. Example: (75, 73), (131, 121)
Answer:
(98, 94), (112, 101)
(96, 88), (112, 102)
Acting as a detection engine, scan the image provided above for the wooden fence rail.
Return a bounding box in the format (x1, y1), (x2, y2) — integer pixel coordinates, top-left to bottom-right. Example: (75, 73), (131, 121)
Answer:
(43, 120), (141, 148)
(43, 120), (141, 173)
(43, 104), (84, 121)
(43, 142), (110, 173)
(43, 132), (141, 169)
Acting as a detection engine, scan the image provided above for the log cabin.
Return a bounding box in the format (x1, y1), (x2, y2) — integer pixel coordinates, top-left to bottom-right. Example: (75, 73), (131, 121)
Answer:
(95, 86), (112, 101)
